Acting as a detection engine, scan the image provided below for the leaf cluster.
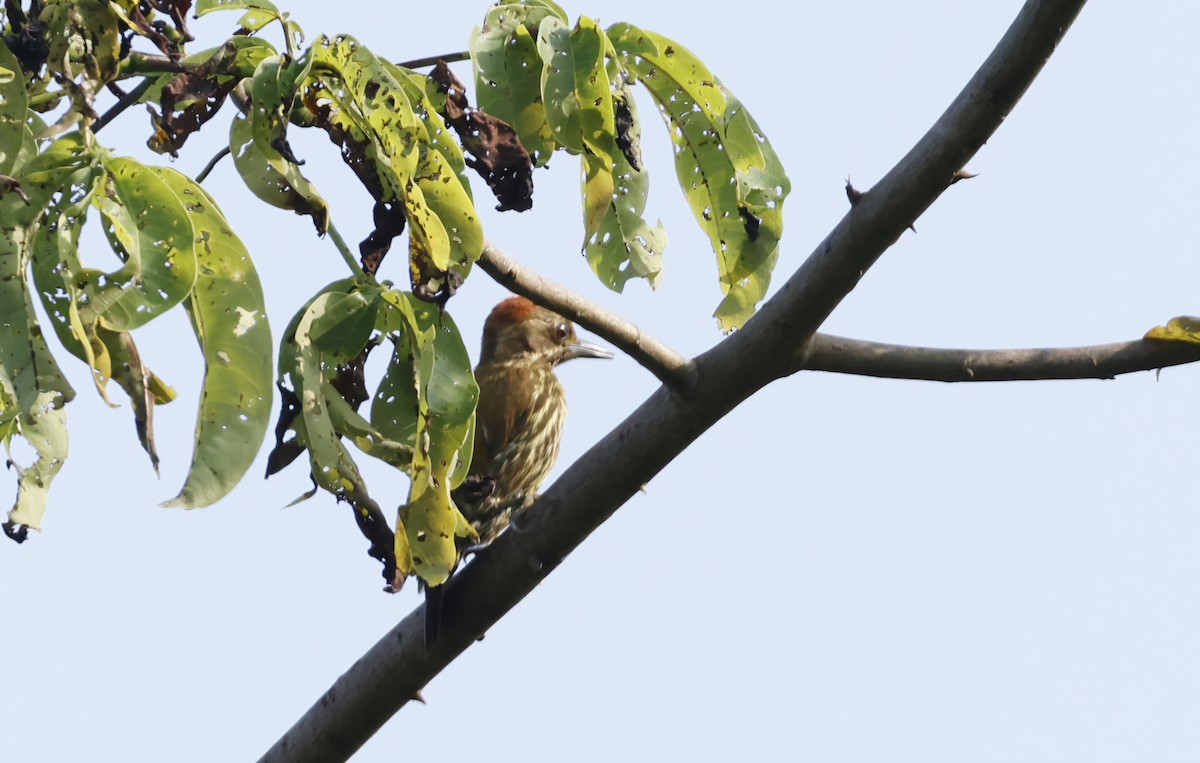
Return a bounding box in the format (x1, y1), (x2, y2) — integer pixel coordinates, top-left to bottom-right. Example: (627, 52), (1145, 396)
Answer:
(0, 0), (792, 590)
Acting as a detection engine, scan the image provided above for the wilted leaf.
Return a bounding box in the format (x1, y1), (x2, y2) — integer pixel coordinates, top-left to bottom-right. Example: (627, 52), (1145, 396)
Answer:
(272, 279), (406, 583)
(3, 390), (68, 536)
(106, 0), (180, 59)
(96, 326), (161, 472)
(427, 62), (533, 213)
(302, 37), (482, 298)
(149, 38), (275, 155)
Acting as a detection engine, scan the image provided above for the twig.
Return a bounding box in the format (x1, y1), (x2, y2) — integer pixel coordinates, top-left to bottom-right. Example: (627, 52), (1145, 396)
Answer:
(92, 77), (154, 134)
(804, 333), (1200, 382)
(257, 3), (1092, 762)
(195, 146), (232, 183)
(395, 51), (470, 70)
(477, 241), (698, 394)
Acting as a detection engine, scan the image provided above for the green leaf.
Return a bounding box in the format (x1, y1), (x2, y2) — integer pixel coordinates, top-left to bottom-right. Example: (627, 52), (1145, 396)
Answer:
(150, 168), (274, 508)
(586, 137), (666, 290)
(78, 156), (198, 332)
(373, 290), (478, 585)
(470, 1), (568, 165)
(29, 157), (124, 403)
(4, 390), (68, 534)
(195, 0), (281, 18)
(248, 54), (312, 162)
(281, 283), (379, 499)
(536, 16), (583, 152)
(229, 113), (329, 233)
(304, 36), (482, 287)
(608, 23), (790, 330)
(0, 188), (75, 533)
(0, 200), (75, 409)
(0, 37), (28, 177)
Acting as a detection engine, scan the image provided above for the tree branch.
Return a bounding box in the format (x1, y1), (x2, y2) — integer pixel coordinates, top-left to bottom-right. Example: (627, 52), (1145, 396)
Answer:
(804, 333), (1200, 382)
(91, 77), (154, 134)
(257, 2), (1089, 761)
(742, 0), (1090, 380)
(395, 51), (471, 69)
(477, 241), (699, 394)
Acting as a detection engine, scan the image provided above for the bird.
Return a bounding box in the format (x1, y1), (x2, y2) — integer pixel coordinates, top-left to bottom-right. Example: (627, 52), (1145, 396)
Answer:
(424, 295), (611, 644)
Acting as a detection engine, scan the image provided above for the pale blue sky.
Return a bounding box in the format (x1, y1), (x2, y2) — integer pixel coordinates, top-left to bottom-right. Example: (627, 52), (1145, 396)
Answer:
(5, 2), (1200, 761)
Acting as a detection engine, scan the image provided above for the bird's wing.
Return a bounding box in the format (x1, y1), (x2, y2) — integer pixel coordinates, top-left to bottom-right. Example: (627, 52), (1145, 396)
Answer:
(470, 362), (535, 474)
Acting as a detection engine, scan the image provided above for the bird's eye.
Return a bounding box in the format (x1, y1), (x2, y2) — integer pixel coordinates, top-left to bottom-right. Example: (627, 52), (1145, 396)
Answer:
(555, 323), (570, 340)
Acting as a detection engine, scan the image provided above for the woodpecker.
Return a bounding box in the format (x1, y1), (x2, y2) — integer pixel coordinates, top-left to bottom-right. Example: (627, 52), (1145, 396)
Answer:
(425, 296), (611, 643)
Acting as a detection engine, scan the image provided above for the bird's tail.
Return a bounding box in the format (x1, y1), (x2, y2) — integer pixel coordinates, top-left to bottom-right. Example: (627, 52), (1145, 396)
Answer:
(424, 582), (444, 648)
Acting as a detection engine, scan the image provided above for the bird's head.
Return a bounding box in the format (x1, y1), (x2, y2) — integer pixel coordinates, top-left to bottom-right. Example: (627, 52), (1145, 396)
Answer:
(480, 296), (612, 366)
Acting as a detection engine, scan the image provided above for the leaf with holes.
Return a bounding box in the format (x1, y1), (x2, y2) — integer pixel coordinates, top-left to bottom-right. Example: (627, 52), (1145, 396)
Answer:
(0, 37), (28, 177)
(75, 156), (198, 332)
(229, 114), (329, 234)
(372, 290), (478, 585)
(470, 1), (569, 166)
(303, 36), (481, 296)
(277, 282), (381, 507)
(195, 0), (286, 33)
(0, 188), (75, 535)
(149, 167), (274, 508)
(608, 23), (789, 330)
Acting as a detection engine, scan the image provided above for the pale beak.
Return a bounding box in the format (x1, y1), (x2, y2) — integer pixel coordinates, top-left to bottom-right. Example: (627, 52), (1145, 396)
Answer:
(566, 341), (613, 360)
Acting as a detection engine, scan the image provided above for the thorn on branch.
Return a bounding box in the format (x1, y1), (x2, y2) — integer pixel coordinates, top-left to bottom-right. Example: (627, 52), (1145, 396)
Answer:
(844, 177), (864, 207)
(951, 168), (979, 184)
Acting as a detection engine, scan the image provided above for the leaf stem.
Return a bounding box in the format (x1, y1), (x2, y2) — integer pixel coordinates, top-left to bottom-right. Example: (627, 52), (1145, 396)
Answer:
(326, 221), (367, 278)
(195, 146), (232, 183)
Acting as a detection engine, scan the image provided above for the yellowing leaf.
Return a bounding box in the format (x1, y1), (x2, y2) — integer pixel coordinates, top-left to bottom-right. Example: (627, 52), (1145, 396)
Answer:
(1145, 316), (1200, 344)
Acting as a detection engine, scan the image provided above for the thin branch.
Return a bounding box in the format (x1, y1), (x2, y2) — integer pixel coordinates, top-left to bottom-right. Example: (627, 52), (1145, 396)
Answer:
(477, 241), (698, 394)
(805, 333), (1200, 382)
(91, 77), (154, 134)
(195, 146), (231, 184)
(396, 51), (470, 69)
(257, 3), (1092, 762)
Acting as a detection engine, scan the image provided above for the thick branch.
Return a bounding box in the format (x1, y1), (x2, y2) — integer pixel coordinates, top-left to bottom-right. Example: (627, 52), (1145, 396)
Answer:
(477, 241), (699, 394)
(741, 1), (1089, 379)
(805, 334), (1200, 382)
(258, 3), (1090, 761)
